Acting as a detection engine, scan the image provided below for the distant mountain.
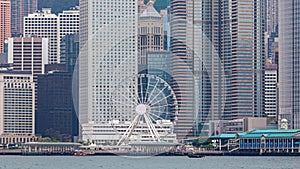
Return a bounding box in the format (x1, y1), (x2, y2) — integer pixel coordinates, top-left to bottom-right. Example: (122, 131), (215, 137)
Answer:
(38, 0), (79, 14)
(38, 0), (169, 14)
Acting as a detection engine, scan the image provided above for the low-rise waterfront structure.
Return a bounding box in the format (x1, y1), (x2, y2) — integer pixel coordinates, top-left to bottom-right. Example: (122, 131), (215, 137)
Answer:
(210, 129), (300, 154)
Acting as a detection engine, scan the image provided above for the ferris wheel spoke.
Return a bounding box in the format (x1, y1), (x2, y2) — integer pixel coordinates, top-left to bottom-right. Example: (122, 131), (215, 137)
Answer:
(151, 104), (174, 109)
(149, 112), (166, 121)
(146, 80), (159, 104)
(143, 78), (151, 103)
(147, 85), (168, 106)
(121, 84), (139, 104)
(149, 93), (173, 107)
(139, 76), (145, 103)
(118, 93), (137, 105)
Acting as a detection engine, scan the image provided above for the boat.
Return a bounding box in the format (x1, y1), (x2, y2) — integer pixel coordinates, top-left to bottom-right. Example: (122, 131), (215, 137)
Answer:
(187, 154), (205, 158)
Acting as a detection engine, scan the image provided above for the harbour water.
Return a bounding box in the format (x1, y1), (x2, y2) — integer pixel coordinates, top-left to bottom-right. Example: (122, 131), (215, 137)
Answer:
(0, 156), (299, 169)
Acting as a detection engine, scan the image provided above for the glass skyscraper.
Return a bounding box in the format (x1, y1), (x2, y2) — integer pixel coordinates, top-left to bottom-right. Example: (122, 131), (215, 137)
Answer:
(11, 0), (37, 37)
(171, 0), (265, 138)
(279, 0), (300, 129)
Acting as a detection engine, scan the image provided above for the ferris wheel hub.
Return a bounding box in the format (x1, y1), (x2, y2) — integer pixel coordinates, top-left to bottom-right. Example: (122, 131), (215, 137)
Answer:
(136, 104), (148, 115)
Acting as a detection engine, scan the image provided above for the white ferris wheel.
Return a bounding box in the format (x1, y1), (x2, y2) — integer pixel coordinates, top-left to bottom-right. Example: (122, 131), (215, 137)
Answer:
(109, 74), (178, 146)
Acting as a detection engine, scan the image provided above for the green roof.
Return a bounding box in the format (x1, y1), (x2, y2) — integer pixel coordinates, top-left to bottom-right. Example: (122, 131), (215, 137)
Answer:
(239, 129), (300, 139)
(209, 134), (236, 139)
(209, 129), (300, 139)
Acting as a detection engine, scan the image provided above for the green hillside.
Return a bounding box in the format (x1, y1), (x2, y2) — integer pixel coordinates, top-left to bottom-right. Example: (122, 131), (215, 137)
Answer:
(38, 0), (79, 14)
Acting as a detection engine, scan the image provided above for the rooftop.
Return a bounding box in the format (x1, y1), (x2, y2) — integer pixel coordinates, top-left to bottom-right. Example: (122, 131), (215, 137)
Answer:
(209, 129), (300, 139)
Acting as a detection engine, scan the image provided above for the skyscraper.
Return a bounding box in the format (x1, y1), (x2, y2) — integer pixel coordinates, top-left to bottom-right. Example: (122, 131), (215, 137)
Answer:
(0, 0), (11, 54)
(11, 0), (38, 37)
(230, 0), (265, 119)
(138, 1), (164, 71)
(79, 0), (138, 139)
(279, 1), (300, 129)
(0, 71), (36, 144)
(170, 0), (265, 138)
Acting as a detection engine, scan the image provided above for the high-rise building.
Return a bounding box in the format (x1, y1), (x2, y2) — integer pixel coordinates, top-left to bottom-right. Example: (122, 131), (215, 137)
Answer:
(279, 1), (300, 129)
(0, 0), (11, 54)
(170, 0), (265, 138)
(265, 0), (278, 62)
(231, 0), (265, 119)
(36, 71), (78, 142)
(0, 71), (36, 144)
(7, 37), (48, 74)
(266, 0), (278, 35)
(11, 0), (38, 37)
(24, 8), (79, 64)
(79, 0), (138, 139)
(264, 63), (278, 118)
(24, 8), (58, 63)
(57, 7), (80, 63)
(60, 33), (79, 73)
(138, 1), (164, 71)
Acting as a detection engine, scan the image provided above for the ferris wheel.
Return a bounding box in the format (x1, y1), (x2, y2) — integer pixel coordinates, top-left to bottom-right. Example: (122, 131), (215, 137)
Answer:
(109, 74), (178, 146)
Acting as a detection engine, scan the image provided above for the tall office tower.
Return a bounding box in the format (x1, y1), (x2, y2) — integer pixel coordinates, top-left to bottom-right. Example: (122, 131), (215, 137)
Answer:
(7, 37), (48, 74)
(265, 0), (278, 60)
(279, 1), (300, 129)
(171, 0), (265, 138)
(79, 0), (138, 137)
(231, 0), (265, 119)
(264, 62), (278, 118)
(24, 8), (79, 64)
(24, 8), (58, 63)
(57, 8), (79, 62)
(36, 71), (77, 142)
(160, 7), (171, 51)
(0, 71), (36, 144)
(138, 1), (164, 71)
(11, 0), (38, 37)
(0, 0), (11, 54)
(266, 0), (278, 35)
(60, 33), (79, 73)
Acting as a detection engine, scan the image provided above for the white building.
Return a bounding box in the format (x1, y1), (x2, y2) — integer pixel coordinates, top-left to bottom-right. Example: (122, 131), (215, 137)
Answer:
(0, 72), (36, 144)
(24, 8), (79, 64)
(82, 120), (176, 144)
(58, 8), (80, 64)
(79, 0), (138, 140)
(264, 63), (278, 118)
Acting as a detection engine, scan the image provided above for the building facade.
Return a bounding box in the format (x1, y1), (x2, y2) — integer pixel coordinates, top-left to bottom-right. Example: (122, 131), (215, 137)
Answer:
(60, 33), (79, 73)
(7, 37), (48, 74)
(24, 8), (79, 64)
(0, 72), (35, 142)
(79, 0), (138, 139)
(11, 0), (38, 37)
(0, 0), (11, 54)
(279, 1), (300, 129)
(24, 8), (59, 63)
(138, 1), (164, 71)
(36, 71), (78, 141)
(264, 63), (278, 118)
(170, 0), (265, 138)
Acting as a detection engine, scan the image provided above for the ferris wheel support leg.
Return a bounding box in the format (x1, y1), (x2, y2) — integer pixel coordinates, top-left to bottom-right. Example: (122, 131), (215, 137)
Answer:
(144, 114), (161, 142)
(117, 115), (141, 146)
